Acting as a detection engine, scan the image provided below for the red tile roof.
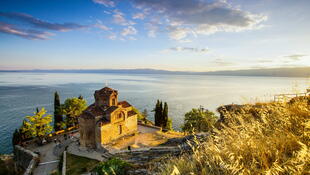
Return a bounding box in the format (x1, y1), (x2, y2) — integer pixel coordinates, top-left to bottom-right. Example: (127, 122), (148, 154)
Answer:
(118, 101), (132, 108)
(128, 110), (137, 117)
(95, 87), (117, 96)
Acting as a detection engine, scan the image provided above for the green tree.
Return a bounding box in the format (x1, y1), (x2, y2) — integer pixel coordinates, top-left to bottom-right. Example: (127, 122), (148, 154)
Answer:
(159, 101), (164, 127)
(166, 118), (173, 131)
(62, 97), (87, 127)
(154, 100), (172, 130)
(142, 109), (148, 119)
(132, 107), (144, 120)
(12, 129), (21, 146)
(182, 106), (218, 133)
(154, 100), (161, 127)
(20, 119), (31, 140)
(163, 102), (168, 128)
(21, 108), (53, 139)
(95, 157), (131, 175)
(54, 91), (63, 131)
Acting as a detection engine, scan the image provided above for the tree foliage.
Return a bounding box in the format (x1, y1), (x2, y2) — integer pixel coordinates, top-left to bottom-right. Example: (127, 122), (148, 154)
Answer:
(95, 157), (131, 175)
(132, 107), (144, 121)
(154, 100), (172, 130)
(21, 108), (52, 139)
(54, 91), (63, 131)
(12, 129), (22, 146)
(142, 109), (148, 119)
(154, 100), (161, 126)
(163, 102), (169, 128)
(182, 106), (218, 133)
(61, 97), (87, 127)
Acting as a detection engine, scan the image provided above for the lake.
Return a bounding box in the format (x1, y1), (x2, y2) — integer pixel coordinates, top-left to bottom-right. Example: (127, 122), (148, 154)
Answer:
(0, 72), (308, 154)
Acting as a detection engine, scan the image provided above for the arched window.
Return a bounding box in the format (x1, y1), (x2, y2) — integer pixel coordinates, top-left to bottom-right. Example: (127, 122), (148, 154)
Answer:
(112, 98), (116, 106)
(118, 112), (123, 119)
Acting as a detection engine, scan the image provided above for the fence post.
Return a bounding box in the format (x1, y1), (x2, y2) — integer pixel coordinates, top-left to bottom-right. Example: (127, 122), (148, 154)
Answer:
(62, 151), (66, 175)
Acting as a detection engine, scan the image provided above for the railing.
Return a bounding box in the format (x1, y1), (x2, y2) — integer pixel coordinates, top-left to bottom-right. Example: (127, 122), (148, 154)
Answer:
(21, 127), (79, 147)
(274, 89), (309, 102)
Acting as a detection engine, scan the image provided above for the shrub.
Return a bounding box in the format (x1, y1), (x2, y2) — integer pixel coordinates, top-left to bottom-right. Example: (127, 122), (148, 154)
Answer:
(95, 157), (131, 175)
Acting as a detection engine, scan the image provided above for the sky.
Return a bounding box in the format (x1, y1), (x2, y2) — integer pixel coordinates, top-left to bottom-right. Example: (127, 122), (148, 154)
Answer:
(0, 0), (309, 71)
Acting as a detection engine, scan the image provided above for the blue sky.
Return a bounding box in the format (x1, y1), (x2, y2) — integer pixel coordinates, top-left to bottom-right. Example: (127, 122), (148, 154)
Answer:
(0, 0), (309, 71)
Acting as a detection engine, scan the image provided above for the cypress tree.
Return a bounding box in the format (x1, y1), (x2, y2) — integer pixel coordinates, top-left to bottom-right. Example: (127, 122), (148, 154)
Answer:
(154, 100), (160, 126)
(54, 91), (63, 131)
(12, 129), (21, 146)
(163, 102), (168, 128)
(159, 101), (163, 127)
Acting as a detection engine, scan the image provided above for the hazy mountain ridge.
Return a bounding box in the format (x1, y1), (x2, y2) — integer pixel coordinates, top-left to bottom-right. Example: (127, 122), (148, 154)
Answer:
(1, 67), (309, 77)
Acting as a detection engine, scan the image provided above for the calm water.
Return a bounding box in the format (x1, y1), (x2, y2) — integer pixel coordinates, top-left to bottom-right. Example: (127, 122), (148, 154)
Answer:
(0, 72), (308, 154)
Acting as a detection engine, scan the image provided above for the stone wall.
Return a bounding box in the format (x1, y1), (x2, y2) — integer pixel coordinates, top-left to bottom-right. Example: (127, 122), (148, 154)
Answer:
(99, 114), (137, 145)
(79, 117), (96, 148)
(14, 145), (39, 175)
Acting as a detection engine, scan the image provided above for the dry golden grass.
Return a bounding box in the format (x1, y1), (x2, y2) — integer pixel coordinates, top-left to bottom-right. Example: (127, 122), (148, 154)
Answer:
(157, 96), (310, 175)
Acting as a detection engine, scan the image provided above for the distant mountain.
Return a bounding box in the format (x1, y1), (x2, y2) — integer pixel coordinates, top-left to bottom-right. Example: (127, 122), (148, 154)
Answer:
(1, 67), (309, 77)
(202, 67), (310, 77)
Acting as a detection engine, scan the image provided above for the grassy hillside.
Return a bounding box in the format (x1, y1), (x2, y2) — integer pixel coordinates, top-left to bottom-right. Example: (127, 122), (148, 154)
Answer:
(157, 96), (310, 174)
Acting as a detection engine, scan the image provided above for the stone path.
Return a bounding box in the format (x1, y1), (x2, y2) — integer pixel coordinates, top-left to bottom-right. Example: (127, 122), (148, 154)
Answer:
(31, 133), (79, 175)
(138, 124), (160, 133)
(32, 142), (59, 175)
(67, 141), (110, 161)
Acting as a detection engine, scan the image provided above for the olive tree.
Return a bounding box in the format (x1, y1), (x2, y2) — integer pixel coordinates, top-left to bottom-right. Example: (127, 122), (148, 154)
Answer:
(182, 106), (218, 133)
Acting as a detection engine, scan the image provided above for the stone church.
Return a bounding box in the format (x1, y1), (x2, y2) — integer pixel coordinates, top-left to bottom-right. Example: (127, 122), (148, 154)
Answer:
(78, 87), (138, 149)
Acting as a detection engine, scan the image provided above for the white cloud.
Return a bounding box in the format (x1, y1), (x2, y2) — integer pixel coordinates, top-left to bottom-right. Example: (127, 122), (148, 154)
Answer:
(107, 33), (117, 40)
(285, 54), (307, 61)
(121, 26), (137, 36)
(113, 9), (136, 26)
(92, 0), (115, 7)
(132, 13), (146, 20)
(96, 24), (110, 31)
(131, 0), (267, 41)
(212, 58), (235, 66)
(146, 20), (160, 38)
(164, 46), (209, 53)
(95, 20), (111, 31)
(168, 26), (191, 40)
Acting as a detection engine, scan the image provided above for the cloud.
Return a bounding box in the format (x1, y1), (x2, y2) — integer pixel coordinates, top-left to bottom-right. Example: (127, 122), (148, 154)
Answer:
(164, 46), (209, 53)
(113, 9), (136, 26)
(131, 0), (267, 41)
(146, 20), (160, 38)
(107, 33), (117, 40)
(285, 54), (307, 61)
(132, 13), (146, 20)
(95, 20), (111, 31)
(0, 12), (86, 31)
(167, 26), (191, 40)
(95, 24), (110, 31)
(212, 58), (235, 66)
(257, 59), (273, 63)
(0, 22), (52, 40)
(92, 0), (115, 7)
(121, 26), (137, 36)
